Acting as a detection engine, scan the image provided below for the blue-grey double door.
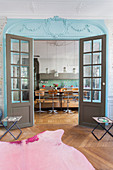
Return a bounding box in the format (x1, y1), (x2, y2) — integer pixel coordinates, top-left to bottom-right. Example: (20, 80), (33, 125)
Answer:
(6, 34), (34, 128)
(79, 35), (106, 127)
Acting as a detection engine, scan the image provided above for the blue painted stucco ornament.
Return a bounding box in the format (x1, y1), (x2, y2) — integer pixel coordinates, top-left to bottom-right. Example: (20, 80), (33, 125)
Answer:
(0, 109), (2, 121)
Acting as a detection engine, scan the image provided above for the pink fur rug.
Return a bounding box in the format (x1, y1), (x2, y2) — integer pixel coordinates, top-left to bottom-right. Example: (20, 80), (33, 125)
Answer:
(0, 129), (95, 170)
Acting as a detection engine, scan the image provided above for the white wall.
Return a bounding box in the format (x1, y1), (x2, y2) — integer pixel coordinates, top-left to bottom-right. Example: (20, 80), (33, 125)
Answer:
(0, 17), (7, 115)
(34, 40), (79, 74)
(105, 20), (113, 120)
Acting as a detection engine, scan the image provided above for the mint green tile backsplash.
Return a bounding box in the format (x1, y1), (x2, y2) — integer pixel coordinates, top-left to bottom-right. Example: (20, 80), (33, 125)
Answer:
(39, 79), (79, 88)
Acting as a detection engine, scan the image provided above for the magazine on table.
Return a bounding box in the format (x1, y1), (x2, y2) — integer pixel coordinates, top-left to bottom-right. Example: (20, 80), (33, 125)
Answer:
(93, 117), (112, 124)
(2, 116), (22, 122)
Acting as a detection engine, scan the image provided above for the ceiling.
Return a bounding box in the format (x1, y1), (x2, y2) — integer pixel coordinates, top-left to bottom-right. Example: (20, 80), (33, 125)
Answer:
(1, 0), (113, 19)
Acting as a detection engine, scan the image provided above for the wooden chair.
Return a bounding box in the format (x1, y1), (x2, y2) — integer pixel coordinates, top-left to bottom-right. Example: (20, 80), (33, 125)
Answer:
(35, 90), (46, 113)
(61, 88), (67, 92)
(40, 88), (46, 91)
(72, 88), (78, 90)
(72, 88), (79, 101)
(48, 89), (58, 114)
(63, 91), (73, 113)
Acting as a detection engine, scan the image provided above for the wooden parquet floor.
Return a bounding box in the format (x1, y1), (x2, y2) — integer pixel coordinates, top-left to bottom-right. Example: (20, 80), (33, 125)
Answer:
(0, 111), (113, 170)
(35, 110), (78, 124)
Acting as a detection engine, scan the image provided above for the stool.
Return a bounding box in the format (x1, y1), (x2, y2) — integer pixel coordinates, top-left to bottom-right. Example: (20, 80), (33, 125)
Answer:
(61, 88), (67, 92)
(35, 90), (46, 113)
(48, 89), (58, 114)
(72, 88), (79, 101)
(92, 117), (113, 141)
(0, 116), (22, 140)
(63, 91), (73, 113)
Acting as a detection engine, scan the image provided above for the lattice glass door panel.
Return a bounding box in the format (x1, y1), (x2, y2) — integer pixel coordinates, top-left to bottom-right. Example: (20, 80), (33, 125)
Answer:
(83, 38), (102, 103)
(10, 39), (30, 103)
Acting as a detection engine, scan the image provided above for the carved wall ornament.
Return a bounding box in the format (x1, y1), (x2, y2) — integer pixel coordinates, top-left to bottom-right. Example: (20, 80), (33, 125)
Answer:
(6, 16), (104, 39)
(19, 23), (43, 32)
(70, 24), (91, 32)
(44, 16), (68, 38)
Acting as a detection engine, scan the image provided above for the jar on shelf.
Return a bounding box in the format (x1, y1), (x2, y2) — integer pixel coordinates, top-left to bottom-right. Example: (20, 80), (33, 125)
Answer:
(63, 67), (66, 73)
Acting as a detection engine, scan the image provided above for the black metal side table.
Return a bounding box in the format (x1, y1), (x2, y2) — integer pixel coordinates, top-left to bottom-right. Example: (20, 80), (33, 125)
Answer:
(0, 116), (22, 140)
(92, 117), (113, 141)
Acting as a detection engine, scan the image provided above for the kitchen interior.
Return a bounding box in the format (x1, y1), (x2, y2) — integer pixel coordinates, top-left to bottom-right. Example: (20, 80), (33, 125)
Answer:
(34, 40), (79, 121)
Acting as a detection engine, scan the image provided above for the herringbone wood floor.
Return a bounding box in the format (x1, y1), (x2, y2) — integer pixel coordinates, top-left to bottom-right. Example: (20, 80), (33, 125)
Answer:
(0, 111), (113, 170)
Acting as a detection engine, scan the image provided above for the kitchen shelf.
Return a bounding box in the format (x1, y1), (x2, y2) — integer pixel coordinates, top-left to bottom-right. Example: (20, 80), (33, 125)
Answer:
(40, 73), (79, 80)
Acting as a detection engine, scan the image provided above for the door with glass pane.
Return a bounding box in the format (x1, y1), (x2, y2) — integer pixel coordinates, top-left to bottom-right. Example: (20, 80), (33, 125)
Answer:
(6, 34), (33, 128)
(79, 35), (106, 127)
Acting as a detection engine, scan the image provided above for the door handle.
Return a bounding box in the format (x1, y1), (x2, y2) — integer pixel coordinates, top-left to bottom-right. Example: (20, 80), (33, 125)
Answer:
(102, 82), (105, 86)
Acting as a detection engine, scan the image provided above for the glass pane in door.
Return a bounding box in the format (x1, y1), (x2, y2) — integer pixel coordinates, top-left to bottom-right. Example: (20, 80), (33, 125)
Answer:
(83, 90), (91, 102)
(21, 66), (29, 77)
(92, 91), (101, 103)
(93, 39), (102, 51)
(93, 65), (101, 77)
(21, 79), (29, 89)
(11, 78), (20, 90)
(84, 41), (92, 52)
(93, 53), (101, 64)
(12, 91), (20, 103)
(21, 40), (29, 53)
(11, 39), (19, 51)
(22, 91), (29, 101)
(21, 53), (29, 65)
(83, 78), (91, 89)
(83, 53), (92, 65)
(11, 52), (20, 65)
(93, 78), (101, 90)
(83, 66), (91, 77)
(11, 66), (20, 77)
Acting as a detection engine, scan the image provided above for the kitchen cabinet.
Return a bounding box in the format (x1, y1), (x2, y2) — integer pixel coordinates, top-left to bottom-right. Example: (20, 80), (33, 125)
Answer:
(40, 73), (79, 80)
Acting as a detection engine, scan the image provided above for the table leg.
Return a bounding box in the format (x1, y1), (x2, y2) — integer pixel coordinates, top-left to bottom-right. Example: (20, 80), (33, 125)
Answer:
(59, 94), (63, 111)
(91, 123), (100, 141)
(0, 121), (22, 140)
(99, 123), (113, 137)
(92, 123), (113, 141)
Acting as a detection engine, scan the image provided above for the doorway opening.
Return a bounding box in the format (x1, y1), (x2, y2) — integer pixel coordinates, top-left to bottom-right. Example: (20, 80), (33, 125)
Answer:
(5, 33), (106, 128)
(3, 18), (108, 129)
(34, 40), (79, 125)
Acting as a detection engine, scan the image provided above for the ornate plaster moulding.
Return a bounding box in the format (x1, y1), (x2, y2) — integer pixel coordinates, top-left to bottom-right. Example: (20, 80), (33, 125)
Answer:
(6, 16), (104, 39)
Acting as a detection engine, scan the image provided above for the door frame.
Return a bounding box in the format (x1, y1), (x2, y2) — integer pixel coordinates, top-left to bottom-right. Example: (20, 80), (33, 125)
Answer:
(4, 37), (107, 126)
(3, 18), (108, 126)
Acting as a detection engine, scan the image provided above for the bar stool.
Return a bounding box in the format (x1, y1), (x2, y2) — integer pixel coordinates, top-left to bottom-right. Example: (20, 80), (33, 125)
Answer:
(72, 88), (79, 101)
(63, 91), (73, 113)
(61, 88), (67, 92)
(35, 90), (46, 113)
(40, 88), (46, 91)
(48, 89), (58, 114)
